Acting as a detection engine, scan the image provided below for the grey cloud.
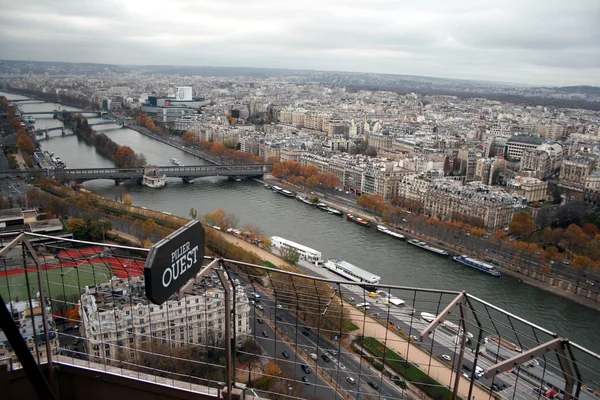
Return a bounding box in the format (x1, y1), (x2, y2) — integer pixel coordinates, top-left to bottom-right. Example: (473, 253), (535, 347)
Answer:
(0, 0), (598, 86)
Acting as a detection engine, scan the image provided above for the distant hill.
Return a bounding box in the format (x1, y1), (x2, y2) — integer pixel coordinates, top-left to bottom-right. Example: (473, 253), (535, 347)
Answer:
(554, 86), (600, 95)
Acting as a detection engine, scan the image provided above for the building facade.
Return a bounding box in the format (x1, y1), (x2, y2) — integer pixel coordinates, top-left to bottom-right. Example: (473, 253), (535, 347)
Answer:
(79, 276), (251, 364)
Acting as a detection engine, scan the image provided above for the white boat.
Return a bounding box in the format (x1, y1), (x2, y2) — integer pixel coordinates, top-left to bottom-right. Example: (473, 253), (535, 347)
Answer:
(141, 167), (166, 189)
(270, 236), (323, 264)
(407, 239), (448, 256)
(323, 259), (381, 287)
(377, 225), (405, 240)
(421, 312), (436, 322)
(452, 255), (501, 277)
(169, 158), (184, 166)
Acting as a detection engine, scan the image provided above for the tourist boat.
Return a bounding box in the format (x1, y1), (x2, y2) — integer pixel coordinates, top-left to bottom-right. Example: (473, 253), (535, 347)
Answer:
(377, 225), (405, 240)
(141, 167), (166, 189)
(278, 189), (295, 198)
(169, 158), (184, 166)
(270, 236), (323, 264)
(323, 259), (380, 290)
(326, 207), (343, 216)
(347, 214), (372, 227)
(452, 255), (501, 277)
(407, 239), (449, 256)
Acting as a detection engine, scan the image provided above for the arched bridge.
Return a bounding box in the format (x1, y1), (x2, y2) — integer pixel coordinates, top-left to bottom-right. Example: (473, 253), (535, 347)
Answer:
(1, 164), (273, 183)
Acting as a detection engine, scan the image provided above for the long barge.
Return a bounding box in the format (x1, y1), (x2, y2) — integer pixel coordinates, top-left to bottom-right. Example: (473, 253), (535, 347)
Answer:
(347, 214), (372, 227)
(452, 255), (501, 277)
(407, 239), (449, 256)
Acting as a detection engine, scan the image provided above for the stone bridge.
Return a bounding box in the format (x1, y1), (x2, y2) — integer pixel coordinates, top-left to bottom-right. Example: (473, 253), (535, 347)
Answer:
(1, 164), (273, 184)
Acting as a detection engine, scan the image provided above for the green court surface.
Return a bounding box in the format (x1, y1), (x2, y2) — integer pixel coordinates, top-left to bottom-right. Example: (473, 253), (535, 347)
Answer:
(0, 263), (114, 302)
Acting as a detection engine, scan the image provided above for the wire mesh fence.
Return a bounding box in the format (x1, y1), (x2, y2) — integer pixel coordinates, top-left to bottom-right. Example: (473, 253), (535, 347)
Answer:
(0, 233), (598, 400)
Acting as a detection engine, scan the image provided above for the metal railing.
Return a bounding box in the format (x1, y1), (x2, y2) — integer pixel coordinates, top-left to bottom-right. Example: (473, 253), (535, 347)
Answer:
(0, 232), (598, 400)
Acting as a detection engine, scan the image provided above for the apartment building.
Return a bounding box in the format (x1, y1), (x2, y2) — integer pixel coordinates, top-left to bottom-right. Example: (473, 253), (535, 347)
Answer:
(397, 177), (517, 230)
(79, 276), (251, 364)
(0, 299), (59, 364)
(474, 157), (507, 185)
(558, 153), (597, 194)
(520, 143), (563, 179)
(506, 176), (548, 203)
(505, 135), (544, 161)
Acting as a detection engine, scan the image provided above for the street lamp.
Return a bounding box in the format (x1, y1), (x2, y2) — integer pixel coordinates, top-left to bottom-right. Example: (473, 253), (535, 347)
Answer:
(99, 219), (106, 243)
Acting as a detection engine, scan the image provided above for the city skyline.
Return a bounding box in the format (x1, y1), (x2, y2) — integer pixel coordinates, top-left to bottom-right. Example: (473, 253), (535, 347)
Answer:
(0, 0), (598, 87)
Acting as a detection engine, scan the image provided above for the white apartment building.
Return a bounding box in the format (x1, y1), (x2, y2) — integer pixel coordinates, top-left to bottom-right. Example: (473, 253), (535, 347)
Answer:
(0, 299), (59, 364)
(79, 276), (251, 364)
(505, 135), (544, 161)
(520, 143), (563, 179)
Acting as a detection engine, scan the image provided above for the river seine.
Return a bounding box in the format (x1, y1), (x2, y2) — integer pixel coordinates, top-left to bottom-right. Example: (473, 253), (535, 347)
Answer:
(5, 93), (599, 353)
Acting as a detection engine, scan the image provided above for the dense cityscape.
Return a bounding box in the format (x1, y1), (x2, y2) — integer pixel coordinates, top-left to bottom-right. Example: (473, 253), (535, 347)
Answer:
(1, 0), (599, 397)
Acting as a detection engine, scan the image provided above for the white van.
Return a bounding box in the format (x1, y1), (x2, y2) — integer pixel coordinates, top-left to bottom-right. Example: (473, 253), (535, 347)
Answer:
(309, 353), (318, 360)
(475, 366), (484, 378)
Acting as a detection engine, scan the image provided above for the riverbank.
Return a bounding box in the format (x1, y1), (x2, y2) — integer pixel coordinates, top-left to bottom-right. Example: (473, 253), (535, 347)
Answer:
(258, 176), (600, 311)
(127, 125), (220, 165)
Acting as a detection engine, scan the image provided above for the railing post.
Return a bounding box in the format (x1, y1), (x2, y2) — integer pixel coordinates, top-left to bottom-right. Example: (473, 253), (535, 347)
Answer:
(215, 259), (233, 400)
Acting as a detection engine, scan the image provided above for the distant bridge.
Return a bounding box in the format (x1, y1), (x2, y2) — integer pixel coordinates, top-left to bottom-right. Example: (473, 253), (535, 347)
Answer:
(34, 120), (124, 136)
(21, 110), (106, 117)
(1, 164), (273, 183)
(11, 99), (47, 104)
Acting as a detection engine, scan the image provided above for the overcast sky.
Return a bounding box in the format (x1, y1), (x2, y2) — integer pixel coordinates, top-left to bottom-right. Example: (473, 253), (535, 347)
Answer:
(0, 0), (598, 86)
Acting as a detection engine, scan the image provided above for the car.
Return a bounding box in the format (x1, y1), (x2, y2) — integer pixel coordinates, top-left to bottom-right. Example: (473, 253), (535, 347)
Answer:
(257, 318), (264, 324)
(301, 364), (311, 374)
(368, 381), (379, 390)
(276, 304), (283, 309)
(321, 354), (331, 362)
(372, 312), (380, 317)
(327, 349), (338, 356)
(491, 384), (501, 392)
(282, 351), (290, 359)
(302, 376), (310, 384)
(262, 331), (268, 337)
(442, 354), (452, 362)
(563, 260), (571, 265)
(302, 330), (310, 336)
(275, 315), (283, 321)
(256, 305), (264, 310)
(346, 376), (356, 384)
(410, 335), (419, 341)
(309, 353), (318, 360)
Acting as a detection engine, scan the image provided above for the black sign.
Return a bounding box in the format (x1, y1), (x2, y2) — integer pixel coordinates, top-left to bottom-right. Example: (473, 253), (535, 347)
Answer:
(144, 220), (205, 304)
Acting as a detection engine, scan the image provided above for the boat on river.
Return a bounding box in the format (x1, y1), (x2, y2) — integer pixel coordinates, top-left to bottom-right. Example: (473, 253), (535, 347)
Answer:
(452, 255), (501, 277)
(377, 225), (405, 240)
(169, 158), (184, 166)
(407, 239), (448, 256)
(347, 214), (372, 227)
(141, 166), (166, 189)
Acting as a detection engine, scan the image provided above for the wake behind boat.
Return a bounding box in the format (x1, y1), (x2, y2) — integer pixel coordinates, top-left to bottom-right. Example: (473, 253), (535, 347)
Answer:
(407, 239), (448, 256)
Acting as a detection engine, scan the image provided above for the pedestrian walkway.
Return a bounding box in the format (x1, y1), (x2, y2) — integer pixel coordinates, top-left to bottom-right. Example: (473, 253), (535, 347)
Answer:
(346, 307), (494, 400)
